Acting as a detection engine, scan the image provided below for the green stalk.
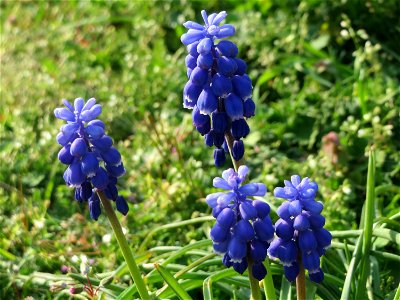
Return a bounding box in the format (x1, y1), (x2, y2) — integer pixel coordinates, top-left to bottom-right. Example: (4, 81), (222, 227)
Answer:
(263, 259), (277, 300)
(225, 132), (262, 300)
(296, 261), (306, 300)
(97, 191), (150, 300)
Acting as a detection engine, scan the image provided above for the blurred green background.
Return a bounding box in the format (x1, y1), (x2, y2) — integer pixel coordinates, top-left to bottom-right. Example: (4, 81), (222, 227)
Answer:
(1, 0), (399, 298)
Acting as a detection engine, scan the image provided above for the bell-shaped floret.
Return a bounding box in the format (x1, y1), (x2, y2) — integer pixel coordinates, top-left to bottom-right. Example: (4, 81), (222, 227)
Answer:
(274, 186), (298, 200)
(196, 119), (211, 136)
(192, 106), (210, 127)
(104, 183), (118, 201)
(293, 213), (310, 231)
(216, 207), (235, 228)
(90, 135), (113, 152)
(277, 202), (292, 220)
(267, 238), (283, 260)
(215, 24), (236, 39)
(224, 93), (243, 121)
(308, 213), (326, 229)
(253, 218), (274, 242)
(105, 162), (126, 178)
(214, 148), (226, 167)
(91, 167), (109, 190)
(187, 41), (200, 56)
(275, 219), (294, 241)
(250, 239), (268, 263)
(70, 138), (87, 158)
(85, 124), (104, 139)
(284, 262), (299, 282)
(278, 240), (298, 266)
(196, 37), (213, 54)
(302, 200), (323, 214)
(54, 107), (75, 122)
(222, 253), (233, 267)
(181, 29), (205, 45)
(232, 140), (244, 161)
(228, 238), (247, 263)
(233, 219), (255, 242)
(299, 230), (317, 253)
(216, 40), (238, 57)
(210, 223), (230, 243)
(252, 262), (267, 280)
(211, 74), (232, 97)
(309, 268), (324, 283)
(79, 181), (93, 202)
(66, 161), (86, 187)
(190, 67), (208, 86)
(101, 147), (122, 166)
(252, 200), (270, 219)
(243, 99), (255, 118)
(198, 87), (218, 115)
(81, 152), (100, 177)
(197, 53), (214, 69)
(212, 205), (224, 218)
(233, 259), (248, 274)
(185, 54), (197, 69)
(212, 111), (229, 133)
(288, 200), (302, 217)
(232, 75), (252, 100)
(213, 238), (230, 254)
(239, 201), (257, 220)
(206, 192), (224, 208)
(231, 118), (249, 139)
(217, 56), (237, 76)
(116, 196), (129, 215)
(184, 81), (202, 107)
(58, 145), (74, 165)
(89, 194), (101, 221)
(234, 58), (247, 75)
(314, 228), (332, 248)
(302, 251), (320, 272)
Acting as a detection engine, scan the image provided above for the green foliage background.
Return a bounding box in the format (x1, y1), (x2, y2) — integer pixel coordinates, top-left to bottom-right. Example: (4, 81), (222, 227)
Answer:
(0, 0), (399, 299)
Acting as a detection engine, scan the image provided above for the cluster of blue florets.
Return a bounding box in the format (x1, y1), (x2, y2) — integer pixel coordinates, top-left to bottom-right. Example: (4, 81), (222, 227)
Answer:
(54, 98), (129, 220)
(206, 166), (274, 280)
(268, 176), (332, 283)
(181, 10), (255, 167)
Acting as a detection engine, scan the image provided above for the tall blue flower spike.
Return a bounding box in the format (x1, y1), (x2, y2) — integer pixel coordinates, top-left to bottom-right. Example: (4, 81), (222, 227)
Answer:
(206, 166), (274, 280)
(181, 10), (256, 166)
(55, 98), (129, 220)
(268, 175), (332, 283)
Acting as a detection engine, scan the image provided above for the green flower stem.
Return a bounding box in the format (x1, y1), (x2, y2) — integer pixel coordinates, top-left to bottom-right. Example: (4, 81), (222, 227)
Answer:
(263, 259), (276, 300)
(247, 257), (262, 300)
(97, 191), (150, 300)
(296, 261), (306, 300)
(225, 132), (261, 300)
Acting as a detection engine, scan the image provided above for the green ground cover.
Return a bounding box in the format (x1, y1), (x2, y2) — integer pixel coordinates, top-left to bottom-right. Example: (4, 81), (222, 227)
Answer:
(1, 1), (399, 299)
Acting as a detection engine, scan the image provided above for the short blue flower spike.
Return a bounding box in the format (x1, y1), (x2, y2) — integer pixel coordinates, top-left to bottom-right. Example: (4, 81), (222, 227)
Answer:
(181, 10), (256, 166)
(268, 175), (332, 283)
(206, 166), (274, 279)
(55, 98), (129, 220)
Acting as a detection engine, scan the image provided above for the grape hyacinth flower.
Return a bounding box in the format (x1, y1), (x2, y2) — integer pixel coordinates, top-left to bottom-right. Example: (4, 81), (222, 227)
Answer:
(206, 166), (274, 280)
(268, 175), (332, 283)
(54, 98), (129, 220)
(181, 10), (255, 166)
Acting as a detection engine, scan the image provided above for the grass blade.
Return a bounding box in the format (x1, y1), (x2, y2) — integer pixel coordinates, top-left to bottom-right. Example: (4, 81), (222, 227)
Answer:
(203, 268), (237, 300)
(154, 263), (193, 300)
(356, 150), (376, 299)
(279, 276), (292, 300)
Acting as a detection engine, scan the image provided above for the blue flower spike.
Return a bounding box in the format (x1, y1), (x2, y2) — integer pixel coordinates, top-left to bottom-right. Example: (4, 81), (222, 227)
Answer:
(268, 175), (332, 283)
(206, 166), (274, 280)
(55, 98), (128, 220)
(181, 10), (255, 166)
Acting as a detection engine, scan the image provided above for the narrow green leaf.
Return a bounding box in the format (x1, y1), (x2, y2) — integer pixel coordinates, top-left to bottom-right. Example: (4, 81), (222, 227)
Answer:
(340, 233), (364, 300)
(356, 150), (376, 300)
(279, 276), (292, 300)
(203, 269), (237, 300)
(154, 263), (193, 300)
(159, 280), (204, 299)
